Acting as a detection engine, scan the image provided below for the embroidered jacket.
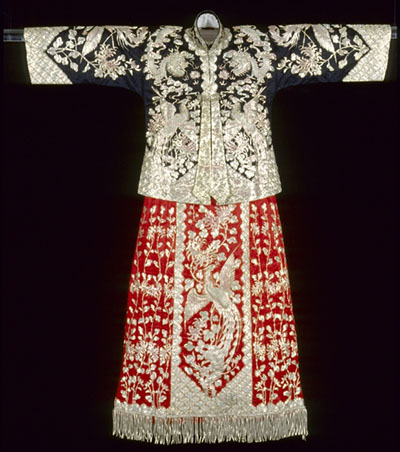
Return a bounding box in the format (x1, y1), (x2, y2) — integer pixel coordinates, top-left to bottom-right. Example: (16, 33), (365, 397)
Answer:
(24, 12), (391, 205)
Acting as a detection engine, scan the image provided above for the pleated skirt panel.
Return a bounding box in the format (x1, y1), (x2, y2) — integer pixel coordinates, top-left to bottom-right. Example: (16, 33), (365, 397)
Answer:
(112, 195), (307, 443)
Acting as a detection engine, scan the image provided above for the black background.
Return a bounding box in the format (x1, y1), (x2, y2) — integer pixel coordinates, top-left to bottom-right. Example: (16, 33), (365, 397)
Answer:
(2, 1), (399, 451)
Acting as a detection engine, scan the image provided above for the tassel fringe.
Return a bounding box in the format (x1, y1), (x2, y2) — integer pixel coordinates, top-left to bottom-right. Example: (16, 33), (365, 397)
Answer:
(112, 407), (308, 444)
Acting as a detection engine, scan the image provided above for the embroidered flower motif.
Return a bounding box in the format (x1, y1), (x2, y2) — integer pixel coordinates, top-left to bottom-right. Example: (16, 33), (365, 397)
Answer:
(116, 200), (176, 408)
(254, 340), (266, 361)
(159, 343), (172, 365)
(47, 26), (146, 80)
(146, 340), (160, 363)
(250, 198), (302, 406)
(94, 44), (127, 79)
(147, 112), (164, 134)
(291, 43), (324, 77)
(134, 340), (148, 361)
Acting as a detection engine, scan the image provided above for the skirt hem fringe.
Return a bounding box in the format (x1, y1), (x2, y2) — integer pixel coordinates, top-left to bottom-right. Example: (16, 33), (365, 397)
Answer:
(112, 407), (308, 444)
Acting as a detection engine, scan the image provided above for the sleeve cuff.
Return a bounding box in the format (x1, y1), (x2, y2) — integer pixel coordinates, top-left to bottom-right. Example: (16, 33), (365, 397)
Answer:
(24, 27), (72, 85)
(343, 24), (391, 82)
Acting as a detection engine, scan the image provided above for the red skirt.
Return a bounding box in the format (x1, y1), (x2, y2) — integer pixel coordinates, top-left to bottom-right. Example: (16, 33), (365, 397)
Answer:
(112, 196), (307, 443)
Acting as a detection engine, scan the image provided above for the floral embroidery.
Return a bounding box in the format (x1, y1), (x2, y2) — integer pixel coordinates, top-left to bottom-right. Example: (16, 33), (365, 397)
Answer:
(116, 199), (176, 408)
(249, 198), (302, 405)
(25, 21), (388, 205)
(24, 15), (392, 444)
(115, 196), (304, 412)
(217, 27), (276, 185)
(223, 96), (273, 180)
(141, 27), (201, 183)
(270, 24), (369, 78)
(47, 26), (148, 80)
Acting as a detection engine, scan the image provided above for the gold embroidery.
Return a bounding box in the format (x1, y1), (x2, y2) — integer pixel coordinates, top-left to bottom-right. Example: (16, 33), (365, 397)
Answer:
(165, 51), (194, 77)
(224, 30), (275, 83)
(193, 94), (212, 204)
(193, 93), (231, 204)
(186, 20), (233, 204)
(143, 27), (187, 84)
(139, 26), (201, 201)
(216, 26), (282, 203)
(249, 200), (302, 405)
(25, 20), (391, 206)
(24, 16), (392, 445)
(270, 24), (370, 78)
(44, 26), (148, 80)
(181, 204), (243, 396)
(112, 198), (308, 443)
(113, 400), (308, 443)
(343, 25), (391, 81)
(118, 202), (176, 408)
(24, 27), (73, 84)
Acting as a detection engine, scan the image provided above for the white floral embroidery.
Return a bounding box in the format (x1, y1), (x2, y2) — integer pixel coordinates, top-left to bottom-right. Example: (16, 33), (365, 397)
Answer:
(270, 24), (369, 77)
(119, 202), (176, 408)
(250, 200), (302, 404)
(47, 26), (147, 79)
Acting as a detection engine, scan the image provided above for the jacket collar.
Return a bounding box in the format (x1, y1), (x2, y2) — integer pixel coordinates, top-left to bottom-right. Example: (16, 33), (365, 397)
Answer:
(186, 10), (230, 54)
(194, 11), (223, 50)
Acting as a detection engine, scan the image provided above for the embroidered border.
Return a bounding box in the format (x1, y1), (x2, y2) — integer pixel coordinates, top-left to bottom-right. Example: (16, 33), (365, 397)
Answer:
(24, 27), (72, 84)
(112, 197), (308, 443)
(249, 198), (303, 406)
(115, 199), (176, 408)
(343, 24), (391, 82)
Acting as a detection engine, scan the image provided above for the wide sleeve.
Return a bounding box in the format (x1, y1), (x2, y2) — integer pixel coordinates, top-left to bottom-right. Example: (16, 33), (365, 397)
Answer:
(268, 24), (391, 90)
(24, 26), (149, 95)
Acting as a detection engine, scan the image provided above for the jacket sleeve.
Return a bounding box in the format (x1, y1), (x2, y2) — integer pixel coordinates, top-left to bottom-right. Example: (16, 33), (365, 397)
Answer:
(24, 26), (149, 95)
(268, 24), (391, 90)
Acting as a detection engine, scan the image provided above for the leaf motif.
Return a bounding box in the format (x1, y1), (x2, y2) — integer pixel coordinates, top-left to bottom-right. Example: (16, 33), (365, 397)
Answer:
(311, 25), (335, 54)
(81, 26), (104, 57)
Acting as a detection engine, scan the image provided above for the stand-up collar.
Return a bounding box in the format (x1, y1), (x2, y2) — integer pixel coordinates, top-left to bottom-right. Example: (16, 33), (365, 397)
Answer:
(193, 10), (226, 52)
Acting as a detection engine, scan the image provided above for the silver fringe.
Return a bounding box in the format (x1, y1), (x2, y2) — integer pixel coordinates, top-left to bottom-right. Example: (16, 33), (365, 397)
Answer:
(112, 407), (308, 444)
